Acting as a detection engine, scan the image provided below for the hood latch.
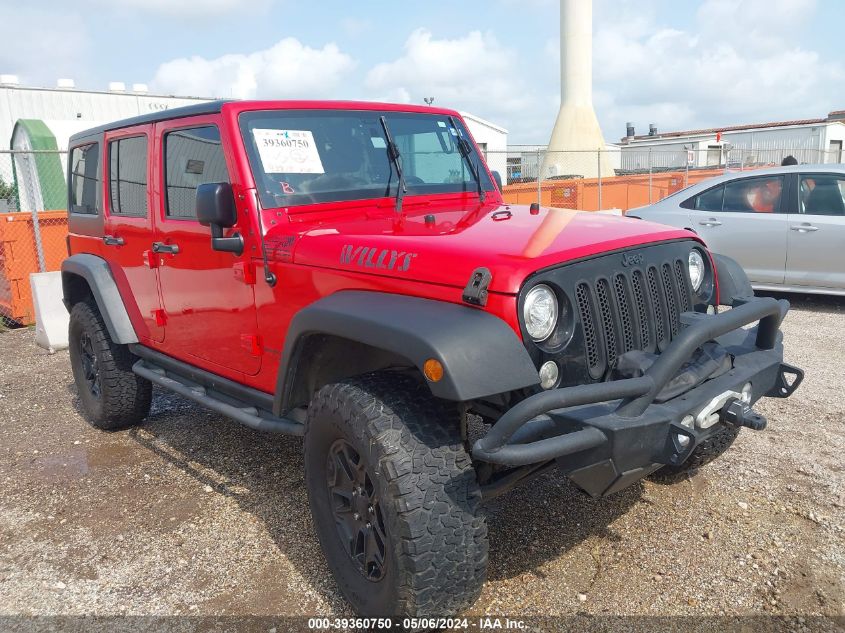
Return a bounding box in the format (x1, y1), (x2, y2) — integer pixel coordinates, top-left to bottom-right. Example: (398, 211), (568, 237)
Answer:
(462, 267), (492, 307)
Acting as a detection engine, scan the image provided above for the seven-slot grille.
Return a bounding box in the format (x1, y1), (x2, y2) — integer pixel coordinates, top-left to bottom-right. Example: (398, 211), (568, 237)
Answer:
(574, 258), (693, 380)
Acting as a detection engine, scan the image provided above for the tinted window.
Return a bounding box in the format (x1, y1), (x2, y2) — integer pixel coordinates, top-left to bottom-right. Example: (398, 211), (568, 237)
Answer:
(109, 136), (148, 216)
(164, 126), (229, 218)
(69, 143), (100, 215)
(723, 176), (783, 213)
(801, 174), (845, 216)
(694, 185), (724, 211)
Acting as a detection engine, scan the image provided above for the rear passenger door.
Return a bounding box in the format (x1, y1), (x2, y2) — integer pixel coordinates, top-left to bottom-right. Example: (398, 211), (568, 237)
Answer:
(152, 117), (261, 376)
(785, 173), (845, 290)
(102, 126), (164, 343)
(685, 175), (789, 285)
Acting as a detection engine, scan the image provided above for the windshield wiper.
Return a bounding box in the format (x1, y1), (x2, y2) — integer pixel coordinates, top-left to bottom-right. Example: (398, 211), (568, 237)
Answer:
(450, 116), (485, 203)
(379, 116), (407, 213)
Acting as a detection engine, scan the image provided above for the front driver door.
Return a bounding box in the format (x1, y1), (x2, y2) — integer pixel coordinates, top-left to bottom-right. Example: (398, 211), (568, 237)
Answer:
(152, 116), (261, 376)
(687, 174), (789, 285)
(786, 172), (845, 290)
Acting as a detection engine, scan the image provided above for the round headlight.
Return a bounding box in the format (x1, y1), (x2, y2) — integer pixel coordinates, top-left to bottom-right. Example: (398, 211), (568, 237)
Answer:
(688, 250), (706, 292)
(523, 284), (558, 341)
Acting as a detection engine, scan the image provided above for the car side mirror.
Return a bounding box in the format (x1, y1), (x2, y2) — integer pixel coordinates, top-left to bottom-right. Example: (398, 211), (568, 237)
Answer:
(196, 182), (243, 255)
(491, 170), (503, 192)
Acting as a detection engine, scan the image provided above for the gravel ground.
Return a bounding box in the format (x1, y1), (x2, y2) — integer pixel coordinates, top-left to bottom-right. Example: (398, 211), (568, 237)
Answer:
(0, 292), (843, 632)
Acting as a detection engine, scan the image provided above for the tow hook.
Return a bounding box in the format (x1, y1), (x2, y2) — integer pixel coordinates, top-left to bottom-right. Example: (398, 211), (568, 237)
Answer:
(721, 397), (767, 431)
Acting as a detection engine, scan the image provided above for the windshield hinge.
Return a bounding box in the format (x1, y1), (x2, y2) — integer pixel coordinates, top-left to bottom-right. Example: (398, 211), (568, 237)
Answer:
(462, 267), (492, 307)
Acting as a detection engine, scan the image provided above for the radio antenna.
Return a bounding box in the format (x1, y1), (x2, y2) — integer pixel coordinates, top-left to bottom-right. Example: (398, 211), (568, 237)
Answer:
(252, 191), (277, 287)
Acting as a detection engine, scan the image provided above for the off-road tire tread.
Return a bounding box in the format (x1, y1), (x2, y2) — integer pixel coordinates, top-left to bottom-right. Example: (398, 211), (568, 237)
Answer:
(69, 300), (151, 429)
(650, 425), (741, 483)
(305, 373), (488, 617)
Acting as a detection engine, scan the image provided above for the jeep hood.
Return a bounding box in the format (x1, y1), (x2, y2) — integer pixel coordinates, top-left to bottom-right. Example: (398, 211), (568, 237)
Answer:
(281, 202), (697, 295)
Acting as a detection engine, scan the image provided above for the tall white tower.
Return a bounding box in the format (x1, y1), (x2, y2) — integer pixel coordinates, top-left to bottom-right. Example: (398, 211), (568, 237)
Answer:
(540, 0), (613, 180)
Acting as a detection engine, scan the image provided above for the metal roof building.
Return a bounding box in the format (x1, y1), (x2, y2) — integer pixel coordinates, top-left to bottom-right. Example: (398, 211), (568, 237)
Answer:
(0, 76), (209, 151)
(617, 111), (845, 171)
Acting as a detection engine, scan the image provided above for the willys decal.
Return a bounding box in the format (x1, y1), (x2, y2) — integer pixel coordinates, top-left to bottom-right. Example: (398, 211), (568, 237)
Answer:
(340, 245), (418, 272)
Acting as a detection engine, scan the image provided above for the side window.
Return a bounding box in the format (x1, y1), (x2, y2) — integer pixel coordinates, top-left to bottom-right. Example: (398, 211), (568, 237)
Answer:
(692, 185), (724, 211)
(164, 125), (229, 219)
(723, 176), (783, 213)
(800, 174), (845, 216)
(108, 136), (149, 216)
(69, 143), (100, 215)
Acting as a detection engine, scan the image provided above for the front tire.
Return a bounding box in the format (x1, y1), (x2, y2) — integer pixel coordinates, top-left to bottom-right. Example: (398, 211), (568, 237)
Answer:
(68, 301), (151, 430)
(304, 373), (488, 617)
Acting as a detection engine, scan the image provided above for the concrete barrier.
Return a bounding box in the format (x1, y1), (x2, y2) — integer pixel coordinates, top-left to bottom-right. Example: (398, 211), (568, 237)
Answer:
(30, 271), (69, 353)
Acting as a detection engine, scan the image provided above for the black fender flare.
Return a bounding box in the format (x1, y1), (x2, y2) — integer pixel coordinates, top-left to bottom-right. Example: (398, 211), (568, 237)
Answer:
(275, 291), (539, 415)
(61, 254), (138, 344)
(712, 253), (754, 306)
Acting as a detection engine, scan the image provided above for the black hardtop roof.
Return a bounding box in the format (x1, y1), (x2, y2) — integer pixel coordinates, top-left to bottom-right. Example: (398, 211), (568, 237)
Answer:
(69, 100), (231, 144)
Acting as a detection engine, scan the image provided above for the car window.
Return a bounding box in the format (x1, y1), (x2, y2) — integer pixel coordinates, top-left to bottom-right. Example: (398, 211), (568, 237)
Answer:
(69, 143), (100, 215)
(799, 174), (845, 216)
(693, 185), (724, 211)
(108, 135), (148, 217)
(164, 125), (229, 219)
(723, 176), (783, 213)
(240, 109), (493, 209)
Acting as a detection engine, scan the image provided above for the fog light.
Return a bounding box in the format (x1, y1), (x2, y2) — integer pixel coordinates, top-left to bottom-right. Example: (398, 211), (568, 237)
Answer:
(677, 434), (691, 448)
(539, 361), (559, 390)
(741, 382), (752, 404)
(707, 305), (716, 315)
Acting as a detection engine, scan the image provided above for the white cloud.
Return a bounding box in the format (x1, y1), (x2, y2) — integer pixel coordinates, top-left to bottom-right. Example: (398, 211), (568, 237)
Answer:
(592, 0), (842, 139)
(365, 28), (538, 137)
(150, 38), (355, 99)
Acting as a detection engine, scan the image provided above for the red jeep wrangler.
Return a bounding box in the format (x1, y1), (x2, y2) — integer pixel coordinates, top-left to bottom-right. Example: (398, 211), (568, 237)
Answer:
(62, 100), (802, 617)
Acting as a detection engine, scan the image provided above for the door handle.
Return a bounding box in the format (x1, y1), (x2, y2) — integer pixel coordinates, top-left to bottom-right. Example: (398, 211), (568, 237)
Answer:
(699, 218), (722, 227)
(102, 235), (125, 246)
(152, 241), (180, 254)
(791, 224), (818, 233)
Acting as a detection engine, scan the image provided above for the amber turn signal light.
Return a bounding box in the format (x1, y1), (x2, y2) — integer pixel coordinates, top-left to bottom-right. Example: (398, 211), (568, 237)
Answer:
(423, 358), (444, 382)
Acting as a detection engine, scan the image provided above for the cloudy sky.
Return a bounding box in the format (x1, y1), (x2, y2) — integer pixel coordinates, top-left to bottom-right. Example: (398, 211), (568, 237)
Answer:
(2, 0), (843, 143)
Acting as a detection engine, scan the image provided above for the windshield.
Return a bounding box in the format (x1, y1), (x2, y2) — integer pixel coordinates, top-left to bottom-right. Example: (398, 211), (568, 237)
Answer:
(239, 109), (494, 209)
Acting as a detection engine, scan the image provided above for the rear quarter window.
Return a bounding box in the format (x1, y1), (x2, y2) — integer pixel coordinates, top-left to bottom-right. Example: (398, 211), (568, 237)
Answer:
(69, 143), (101, 215)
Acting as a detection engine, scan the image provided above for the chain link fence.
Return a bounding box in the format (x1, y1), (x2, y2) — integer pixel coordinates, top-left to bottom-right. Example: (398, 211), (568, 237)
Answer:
(0, 144), (842, 327)
(0, 150), (68, 327)
(497, 146), (844, 211)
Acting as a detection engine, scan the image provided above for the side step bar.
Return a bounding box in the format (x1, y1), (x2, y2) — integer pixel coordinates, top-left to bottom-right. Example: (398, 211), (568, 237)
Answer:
(132, 359), (304, 436)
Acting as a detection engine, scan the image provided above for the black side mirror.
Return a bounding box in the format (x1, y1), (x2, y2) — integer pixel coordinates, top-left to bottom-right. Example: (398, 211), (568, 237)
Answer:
(196, 182), (243, 255)
(491, 170), (503, 192)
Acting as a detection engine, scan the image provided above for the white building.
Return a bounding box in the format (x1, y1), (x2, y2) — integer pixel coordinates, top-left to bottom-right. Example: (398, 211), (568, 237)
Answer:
(0, 76), (208, 151)
(617, 111), (845, 172)
(459, 111), (508, 178)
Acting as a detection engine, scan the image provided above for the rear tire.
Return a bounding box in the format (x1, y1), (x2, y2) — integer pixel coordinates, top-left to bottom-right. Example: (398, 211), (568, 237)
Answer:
(68, 301), (151, 430)
(304, 373), (487, 617)
(650, 424), (740, 483)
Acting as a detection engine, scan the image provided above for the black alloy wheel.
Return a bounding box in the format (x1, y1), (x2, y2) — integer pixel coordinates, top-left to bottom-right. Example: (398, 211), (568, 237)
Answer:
(78, 331), (101, 399)
(326, 438), (388, 581)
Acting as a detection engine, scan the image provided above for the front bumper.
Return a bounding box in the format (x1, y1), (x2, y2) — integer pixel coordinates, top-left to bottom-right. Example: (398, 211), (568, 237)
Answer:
(471, 297), (803, 498)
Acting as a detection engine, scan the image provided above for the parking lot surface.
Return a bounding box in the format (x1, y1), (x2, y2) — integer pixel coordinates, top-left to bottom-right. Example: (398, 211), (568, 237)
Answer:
(1, 293), (843, 631)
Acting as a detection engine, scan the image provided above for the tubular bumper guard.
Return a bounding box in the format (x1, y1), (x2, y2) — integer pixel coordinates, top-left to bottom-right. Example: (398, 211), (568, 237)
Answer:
(471, 297), (803, 497)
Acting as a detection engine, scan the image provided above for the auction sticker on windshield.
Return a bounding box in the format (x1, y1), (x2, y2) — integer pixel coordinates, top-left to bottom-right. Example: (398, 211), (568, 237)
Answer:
(252, 129), (325, 174)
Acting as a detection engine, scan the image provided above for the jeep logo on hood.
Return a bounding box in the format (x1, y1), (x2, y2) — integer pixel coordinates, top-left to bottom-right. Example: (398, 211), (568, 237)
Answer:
(340, 245), (418, 272)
